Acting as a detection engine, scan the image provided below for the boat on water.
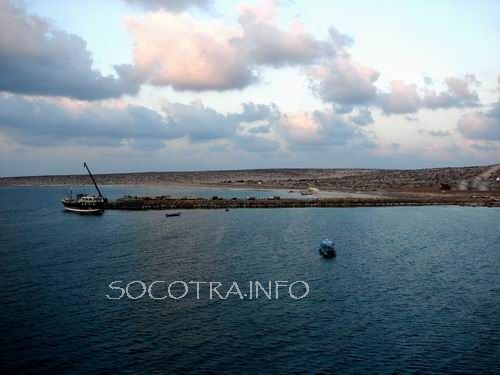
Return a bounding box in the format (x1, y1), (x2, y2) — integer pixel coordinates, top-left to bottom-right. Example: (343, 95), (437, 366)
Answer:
(165, 212), (181, 217)
(319, 239), (336, 258)
(62, 194), (105, 214)
(61, 163), (106, 214)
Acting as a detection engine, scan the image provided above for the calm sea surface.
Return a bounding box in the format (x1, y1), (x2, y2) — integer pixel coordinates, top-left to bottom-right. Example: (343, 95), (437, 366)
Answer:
(1, 186), (499, 374)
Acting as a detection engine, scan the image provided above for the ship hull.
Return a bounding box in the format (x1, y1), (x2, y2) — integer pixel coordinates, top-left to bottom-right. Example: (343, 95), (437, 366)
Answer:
(319, 248), (336, 258)
(62, 200), (104, 214)
(319, 243), (336, 258)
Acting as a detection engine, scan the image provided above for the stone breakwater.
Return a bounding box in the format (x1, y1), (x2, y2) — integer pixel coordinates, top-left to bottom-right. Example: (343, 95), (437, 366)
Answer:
(105, 196), (500, 210)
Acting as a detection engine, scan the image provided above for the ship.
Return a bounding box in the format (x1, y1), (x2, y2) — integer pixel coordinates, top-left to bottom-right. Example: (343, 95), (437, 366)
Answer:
(319, 239), (336, 258)
(61, 163), (106, 214)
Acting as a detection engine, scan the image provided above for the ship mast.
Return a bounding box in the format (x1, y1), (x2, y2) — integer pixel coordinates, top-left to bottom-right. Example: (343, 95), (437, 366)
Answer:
(84, 162), (103, 198)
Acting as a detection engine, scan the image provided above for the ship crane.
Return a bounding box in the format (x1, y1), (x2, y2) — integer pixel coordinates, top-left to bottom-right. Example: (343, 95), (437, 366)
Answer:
(84, 162), (104, 199)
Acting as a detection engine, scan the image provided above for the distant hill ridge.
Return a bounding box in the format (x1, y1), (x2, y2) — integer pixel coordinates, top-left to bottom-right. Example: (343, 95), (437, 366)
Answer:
(1, 165), (499, 192)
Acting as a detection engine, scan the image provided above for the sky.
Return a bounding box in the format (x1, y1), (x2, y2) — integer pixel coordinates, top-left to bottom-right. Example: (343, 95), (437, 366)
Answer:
(0, 0), (499, 176)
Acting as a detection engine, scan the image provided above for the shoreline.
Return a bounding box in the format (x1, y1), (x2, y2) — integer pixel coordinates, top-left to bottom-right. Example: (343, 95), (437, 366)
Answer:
(3, 183), (499, 207)
(0, 183), (388, 199)
(1, 165), (498, 204)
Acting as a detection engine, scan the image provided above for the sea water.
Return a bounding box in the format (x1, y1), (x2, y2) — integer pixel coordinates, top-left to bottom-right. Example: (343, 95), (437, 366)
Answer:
(1, 187), (499, 373)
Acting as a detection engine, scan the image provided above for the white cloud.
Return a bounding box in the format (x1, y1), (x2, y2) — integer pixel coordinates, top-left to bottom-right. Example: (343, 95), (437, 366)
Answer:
(125, 12), (255, 91)
(457, 102), (500, 140)
(378, 81), (420, 114)
(0, 0), (140, 100)
(237, 1), (334, 67)
(379, 75), (481, 114)
(277, 108), (368, 150)
(122, 0), (213, 12)
(308, 57), (379, 106)
(124, 0), (343, 91)
(163, 99), (237, 140)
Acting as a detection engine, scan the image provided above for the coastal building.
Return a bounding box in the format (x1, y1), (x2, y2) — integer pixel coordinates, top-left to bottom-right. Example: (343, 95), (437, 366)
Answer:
(457, 177), (491, 191)
(301, 187), (320, 195)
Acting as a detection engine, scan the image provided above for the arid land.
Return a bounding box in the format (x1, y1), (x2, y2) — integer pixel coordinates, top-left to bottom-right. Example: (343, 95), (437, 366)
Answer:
(1, 164), (500, 207)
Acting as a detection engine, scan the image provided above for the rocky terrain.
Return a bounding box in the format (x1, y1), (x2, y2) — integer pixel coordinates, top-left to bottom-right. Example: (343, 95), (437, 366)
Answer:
(1, 165), (499, 193)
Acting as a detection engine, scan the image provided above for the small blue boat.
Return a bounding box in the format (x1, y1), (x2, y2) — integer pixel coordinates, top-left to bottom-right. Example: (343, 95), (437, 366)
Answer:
(319, 239), (336, 258)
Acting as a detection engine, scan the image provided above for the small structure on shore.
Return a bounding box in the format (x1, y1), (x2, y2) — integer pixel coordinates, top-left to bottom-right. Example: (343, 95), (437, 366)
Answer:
(267, 196), (281, 200)
(301, 187), (320, 195)
(457, 177), (491, 191)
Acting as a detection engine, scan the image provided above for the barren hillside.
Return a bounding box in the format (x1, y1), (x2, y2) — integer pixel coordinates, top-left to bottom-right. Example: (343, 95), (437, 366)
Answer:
(1, 165), (499, 193)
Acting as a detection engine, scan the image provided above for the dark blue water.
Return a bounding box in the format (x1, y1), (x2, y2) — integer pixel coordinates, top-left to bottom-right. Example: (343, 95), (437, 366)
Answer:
(1, 187), (499, 374)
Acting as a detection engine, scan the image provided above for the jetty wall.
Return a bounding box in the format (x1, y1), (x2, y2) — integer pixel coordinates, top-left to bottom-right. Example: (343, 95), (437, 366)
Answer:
(105, 196), (500, 210)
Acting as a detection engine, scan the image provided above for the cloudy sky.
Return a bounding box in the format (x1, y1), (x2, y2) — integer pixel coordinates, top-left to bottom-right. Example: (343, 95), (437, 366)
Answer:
(0, 0), (499, 176)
